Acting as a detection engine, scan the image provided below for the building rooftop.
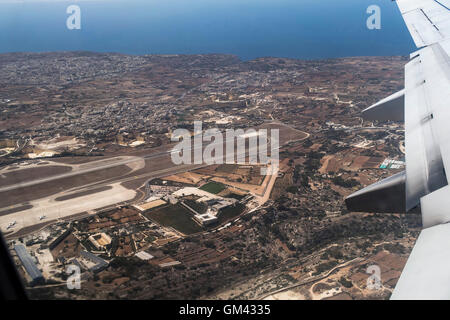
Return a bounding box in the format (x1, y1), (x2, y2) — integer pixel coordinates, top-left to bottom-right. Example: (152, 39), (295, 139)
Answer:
(14, 244), (44, 284)
(135, 251), (154, 261)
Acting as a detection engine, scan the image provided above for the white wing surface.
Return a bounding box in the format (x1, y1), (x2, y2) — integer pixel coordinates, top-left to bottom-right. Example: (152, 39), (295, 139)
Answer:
(346, 0), (450, 299)
(392, 0), (450, 300)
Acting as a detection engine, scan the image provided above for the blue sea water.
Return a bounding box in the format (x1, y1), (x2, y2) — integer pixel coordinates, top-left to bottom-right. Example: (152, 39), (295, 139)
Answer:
(0, 0), (415, 60)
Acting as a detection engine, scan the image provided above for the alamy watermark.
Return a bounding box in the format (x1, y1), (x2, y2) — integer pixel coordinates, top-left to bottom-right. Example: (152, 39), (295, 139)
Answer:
(366, 5), (381, 30)
(170, 121), (279, 175)
(66, 5), (81, 30)
(366, 264), (382, 290)
(65, 4), (380, 31)
(66, 264), (81, 290)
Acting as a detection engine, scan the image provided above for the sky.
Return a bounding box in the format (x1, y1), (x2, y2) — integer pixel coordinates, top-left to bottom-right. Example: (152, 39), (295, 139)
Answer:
(0, 0), (416, 60)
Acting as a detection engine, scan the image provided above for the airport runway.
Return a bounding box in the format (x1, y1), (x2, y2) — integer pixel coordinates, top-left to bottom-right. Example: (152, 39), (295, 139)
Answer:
(0, 134), (271, 193)
(0, 124), (306, 234)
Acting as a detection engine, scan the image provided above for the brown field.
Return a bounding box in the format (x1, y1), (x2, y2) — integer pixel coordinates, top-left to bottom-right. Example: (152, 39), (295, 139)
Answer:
(319, 153), (384, 174)
(348, 156), (371, 170)
(162, 171), (207, 185)
(194, 164), (266, 186)
(362, 157), (384, 168)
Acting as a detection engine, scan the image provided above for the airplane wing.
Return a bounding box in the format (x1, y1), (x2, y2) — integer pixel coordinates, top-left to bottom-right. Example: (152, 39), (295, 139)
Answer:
(346, 0), (450, 299)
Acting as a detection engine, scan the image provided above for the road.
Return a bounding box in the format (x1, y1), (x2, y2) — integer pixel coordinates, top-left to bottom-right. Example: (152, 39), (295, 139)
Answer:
(259, 257), (363, 300)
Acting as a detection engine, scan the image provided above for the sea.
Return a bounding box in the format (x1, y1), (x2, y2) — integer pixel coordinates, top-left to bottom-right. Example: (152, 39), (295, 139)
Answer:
(0, 0), (416, 60)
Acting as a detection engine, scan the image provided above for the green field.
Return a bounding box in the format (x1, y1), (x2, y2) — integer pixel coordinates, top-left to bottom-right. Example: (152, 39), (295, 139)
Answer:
(183, 199), (207, 214)
(144, 204), (203, 235)
(199, 181), (226, 194)
(217, 203), (246, 224)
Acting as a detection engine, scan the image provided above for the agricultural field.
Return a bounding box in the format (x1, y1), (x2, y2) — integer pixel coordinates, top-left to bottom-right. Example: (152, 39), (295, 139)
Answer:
(199, 181), (226, 194)
(143, 204), (203, 235)
(217, 203), (246, 224)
